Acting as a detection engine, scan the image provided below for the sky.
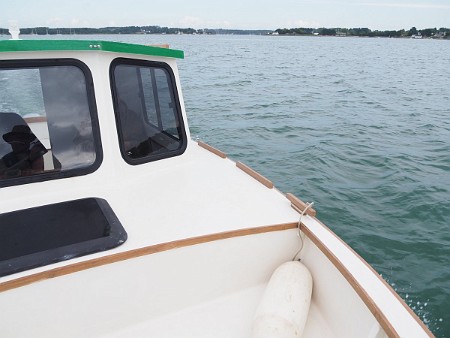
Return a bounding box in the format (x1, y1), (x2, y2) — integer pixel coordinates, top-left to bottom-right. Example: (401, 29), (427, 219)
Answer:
(2, 0), (449, 31)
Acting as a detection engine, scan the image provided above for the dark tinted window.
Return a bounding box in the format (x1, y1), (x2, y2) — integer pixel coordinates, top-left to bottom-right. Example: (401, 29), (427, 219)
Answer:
(0, 60), (101, 187)
(111, 59), (186, 164)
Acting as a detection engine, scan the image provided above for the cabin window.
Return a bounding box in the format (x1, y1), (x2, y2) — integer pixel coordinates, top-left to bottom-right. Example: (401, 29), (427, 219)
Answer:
(0, 59), (102, 187)
(110, 58), (187, 164)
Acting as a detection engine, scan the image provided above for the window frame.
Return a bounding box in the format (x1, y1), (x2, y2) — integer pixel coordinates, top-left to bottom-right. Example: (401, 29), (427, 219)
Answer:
(110, 58), (187, 165)
(0, 58), (103, 188)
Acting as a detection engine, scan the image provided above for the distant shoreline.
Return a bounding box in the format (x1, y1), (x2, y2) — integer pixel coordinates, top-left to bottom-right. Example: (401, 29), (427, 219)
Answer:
(1, 25), (449, 39)
(273, 27), (449, 39)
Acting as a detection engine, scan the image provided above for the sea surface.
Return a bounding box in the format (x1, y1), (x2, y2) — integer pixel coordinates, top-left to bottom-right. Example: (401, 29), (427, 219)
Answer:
(3, 33), (449, 336)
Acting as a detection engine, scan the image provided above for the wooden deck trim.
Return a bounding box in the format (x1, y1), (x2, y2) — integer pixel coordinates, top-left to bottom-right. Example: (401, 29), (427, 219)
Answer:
(286, 193), (317, 216)
(300, 219), (434, 338)
(236, 161), (274, 189)
(148, 44), (170, 49)
(197, 141), (227, 158)
(24, 116), (47, 124)
(0, 222), (297, 293)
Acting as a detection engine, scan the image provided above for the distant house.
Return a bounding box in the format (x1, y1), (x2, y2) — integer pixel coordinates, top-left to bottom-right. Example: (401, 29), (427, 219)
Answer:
(433, 31), (446, 39)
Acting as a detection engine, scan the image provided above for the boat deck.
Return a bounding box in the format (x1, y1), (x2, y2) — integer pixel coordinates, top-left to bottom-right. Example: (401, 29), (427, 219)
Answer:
(0, 42), (433, 338)
(102, 284), (335, 338)
(0, 141), (300, 283)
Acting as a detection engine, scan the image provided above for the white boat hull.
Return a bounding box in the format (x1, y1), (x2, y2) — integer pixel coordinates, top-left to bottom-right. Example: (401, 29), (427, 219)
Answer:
(0, 219), (430, 337)
(0, 41), (433, 337)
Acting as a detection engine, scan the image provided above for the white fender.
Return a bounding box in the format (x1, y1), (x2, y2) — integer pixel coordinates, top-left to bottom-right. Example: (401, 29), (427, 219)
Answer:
(252, 261), (313, 338)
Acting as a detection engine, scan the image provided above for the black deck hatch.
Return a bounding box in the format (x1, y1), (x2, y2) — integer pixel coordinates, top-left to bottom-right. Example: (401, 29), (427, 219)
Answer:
(0, 198), (127, 277)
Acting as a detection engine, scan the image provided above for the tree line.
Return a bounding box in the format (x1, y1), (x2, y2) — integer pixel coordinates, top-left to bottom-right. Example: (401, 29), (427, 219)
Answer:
(0, 25), (448, 38)
(275, 27), (450, 38)
(0, 26), (196, 35)
(0, 26), (271, 36)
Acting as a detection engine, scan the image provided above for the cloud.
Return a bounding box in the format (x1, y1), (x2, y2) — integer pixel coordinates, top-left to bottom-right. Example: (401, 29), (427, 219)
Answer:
(47, 17), (64, 26)
(178, 16), (233, 29)
(69, 18), (93, 27)
(286, 19), (321, 28)
(179, 16), (204, 27)
(360, 2), (450, 10)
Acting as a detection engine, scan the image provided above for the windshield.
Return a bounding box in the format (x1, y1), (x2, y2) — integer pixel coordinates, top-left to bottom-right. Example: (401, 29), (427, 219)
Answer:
(0, 60), (102, 186)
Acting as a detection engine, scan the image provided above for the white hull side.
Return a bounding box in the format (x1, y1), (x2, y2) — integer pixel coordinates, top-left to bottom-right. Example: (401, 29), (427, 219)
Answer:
(0, 226), (409, 338)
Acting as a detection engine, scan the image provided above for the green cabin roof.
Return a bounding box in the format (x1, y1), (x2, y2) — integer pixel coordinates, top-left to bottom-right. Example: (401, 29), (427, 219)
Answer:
(0, 40), (184, 59)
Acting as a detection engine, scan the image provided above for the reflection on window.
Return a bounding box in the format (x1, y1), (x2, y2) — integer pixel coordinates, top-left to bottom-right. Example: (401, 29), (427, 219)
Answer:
(0, 62), (101, 185)
(111, 59), (186, 164)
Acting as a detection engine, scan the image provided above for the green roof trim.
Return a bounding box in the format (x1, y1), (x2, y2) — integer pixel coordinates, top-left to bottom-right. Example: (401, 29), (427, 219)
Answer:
(0, 40), (184, 59)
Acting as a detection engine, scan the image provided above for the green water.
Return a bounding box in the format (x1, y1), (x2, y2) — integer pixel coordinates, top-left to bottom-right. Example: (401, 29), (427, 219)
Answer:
(179, 35), (450, 336)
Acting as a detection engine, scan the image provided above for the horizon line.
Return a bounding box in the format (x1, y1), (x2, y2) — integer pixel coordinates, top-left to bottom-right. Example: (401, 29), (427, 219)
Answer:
(2, 25), (449, 32)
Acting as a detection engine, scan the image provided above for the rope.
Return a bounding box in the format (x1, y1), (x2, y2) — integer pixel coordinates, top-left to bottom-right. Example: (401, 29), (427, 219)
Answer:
(292, 201), (314, 261)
